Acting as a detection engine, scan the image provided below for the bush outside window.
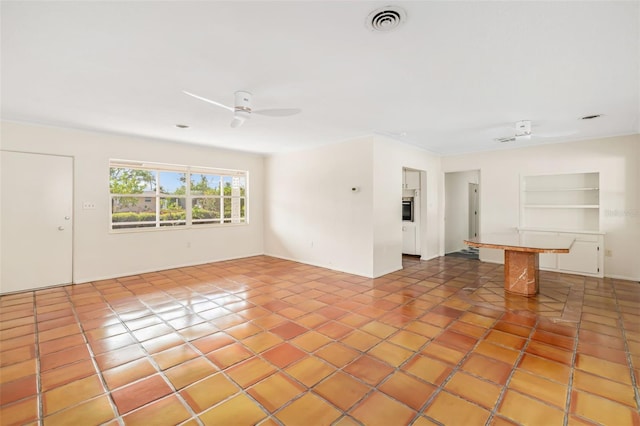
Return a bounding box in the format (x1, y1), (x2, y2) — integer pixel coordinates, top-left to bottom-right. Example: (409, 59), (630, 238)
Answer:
(110, 160), (247, 230)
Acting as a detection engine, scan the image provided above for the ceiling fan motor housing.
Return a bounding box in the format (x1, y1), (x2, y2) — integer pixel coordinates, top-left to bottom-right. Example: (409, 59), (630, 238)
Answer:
(234, 91), (252, 112)
(516, 120), (532, 137)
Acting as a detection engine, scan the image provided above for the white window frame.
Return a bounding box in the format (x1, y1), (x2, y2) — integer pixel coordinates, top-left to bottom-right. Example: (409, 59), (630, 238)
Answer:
(109, 160), (248, 231)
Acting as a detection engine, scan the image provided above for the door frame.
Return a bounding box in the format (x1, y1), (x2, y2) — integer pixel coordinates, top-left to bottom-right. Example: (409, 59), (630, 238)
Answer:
(1, 150), (74, 293)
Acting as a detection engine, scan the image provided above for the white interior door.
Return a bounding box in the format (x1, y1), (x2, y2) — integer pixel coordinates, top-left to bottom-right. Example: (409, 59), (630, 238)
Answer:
(1, 151), (73, 293)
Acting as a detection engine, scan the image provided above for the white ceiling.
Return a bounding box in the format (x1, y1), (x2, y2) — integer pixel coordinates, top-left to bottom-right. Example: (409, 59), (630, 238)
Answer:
(2, 1), (639, 155)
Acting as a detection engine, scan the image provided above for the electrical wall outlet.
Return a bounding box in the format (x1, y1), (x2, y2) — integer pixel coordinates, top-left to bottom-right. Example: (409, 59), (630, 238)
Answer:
(82, 202), (96, 210)
(605, 249), (613, 257)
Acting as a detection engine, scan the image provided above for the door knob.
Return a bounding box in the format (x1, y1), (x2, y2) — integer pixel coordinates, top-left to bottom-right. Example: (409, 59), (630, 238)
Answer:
(65, 216), (70, 220)
(58, 226), (64, 231)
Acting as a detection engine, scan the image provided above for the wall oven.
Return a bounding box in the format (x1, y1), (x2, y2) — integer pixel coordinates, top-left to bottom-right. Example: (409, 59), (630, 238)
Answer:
(402, 197), (414, 222)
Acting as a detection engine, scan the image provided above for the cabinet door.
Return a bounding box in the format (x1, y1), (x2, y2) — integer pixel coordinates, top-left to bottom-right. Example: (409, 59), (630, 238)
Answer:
(406, 171), (420, 189)
(402, 226), (416, 254)
(557, 241), (599, 275)
(539, 253), (557, 269)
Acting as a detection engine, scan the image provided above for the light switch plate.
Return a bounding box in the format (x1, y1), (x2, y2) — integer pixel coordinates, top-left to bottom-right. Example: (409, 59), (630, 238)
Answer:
(82, 202), (96, 210)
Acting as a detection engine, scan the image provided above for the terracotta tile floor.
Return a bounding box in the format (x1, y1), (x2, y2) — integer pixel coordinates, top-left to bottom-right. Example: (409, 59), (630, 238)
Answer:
(1, 255), (639, 425)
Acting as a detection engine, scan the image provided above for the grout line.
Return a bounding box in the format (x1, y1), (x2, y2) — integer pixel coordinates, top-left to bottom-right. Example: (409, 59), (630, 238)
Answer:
(562, 276), (586, 426)
(32, 291), (44, 426)
(611, 278), (640, 411)
(483, 314), (539, 426)
(63, 285), (125, 426)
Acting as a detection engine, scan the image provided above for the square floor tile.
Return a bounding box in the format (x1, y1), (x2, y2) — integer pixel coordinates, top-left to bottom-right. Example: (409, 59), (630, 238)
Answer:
(206, 343), (254, 369)
(122, 395), (191, 426)
(42, 395), (115, 426)
(247, 373), (304, 412)
(315, 342), (360, 367)
(498, 390), (564, 425)
(351, 392), (415, 426)
(111, 374), (173, 414)
(199, 393), (267, 425)
(343, 355), (394, 386)
(102, 357), (157, 390)
(164, 357), (218, 390)
(262, 343), (307, 369)
(570, 390), (640, 425)
(444, 371), (502, 410)
(379, 371), (436, 411)
(425, 391), (490, 425)
(508, 370), (567, 408)
(227, 357), (277, 387)
(180, 373), (239, 413)
(285, 356), (335, 387)
(276, 392), (341, 426)
(368, 341), (413, 367)
(43, 374), (105, 415)
(402, 355), (452, 386)
(314, 372), (370, 411)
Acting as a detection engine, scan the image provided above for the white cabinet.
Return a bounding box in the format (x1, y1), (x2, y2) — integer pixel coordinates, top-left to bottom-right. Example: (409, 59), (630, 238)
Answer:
(557, 239), (600, 275)
(402, 224), (418, 255)
(403, 170), (420, 190)
(519, 172), (603, 277)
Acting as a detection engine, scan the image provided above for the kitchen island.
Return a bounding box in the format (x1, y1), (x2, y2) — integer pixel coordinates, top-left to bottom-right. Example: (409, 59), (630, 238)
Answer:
(464, 233), (574, 296)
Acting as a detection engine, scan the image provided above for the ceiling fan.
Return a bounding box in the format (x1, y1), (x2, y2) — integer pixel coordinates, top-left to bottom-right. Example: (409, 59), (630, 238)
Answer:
(183, 90), (301, 128)
(493, 120), (577, 143)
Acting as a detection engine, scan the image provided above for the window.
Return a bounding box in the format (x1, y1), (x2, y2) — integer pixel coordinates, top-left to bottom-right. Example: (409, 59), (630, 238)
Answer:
(109, 160), (247, 230)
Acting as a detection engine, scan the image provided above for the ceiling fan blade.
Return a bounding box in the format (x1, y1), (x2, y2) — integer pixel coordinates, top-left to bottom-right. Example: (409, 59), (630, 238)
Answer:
(183, 90), (234, 112)
(253, 108), (301, 117)
(533, 130), (578, 138)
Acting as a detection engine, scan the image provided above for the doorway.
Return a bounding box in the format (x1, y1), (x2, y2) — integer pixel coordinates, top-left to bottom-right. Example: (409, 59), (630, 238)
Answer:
(469, 183), (479, 239)
(401, 167), (426, 257)
(1, 151), (74, 293)
(444, 170), (480, 258)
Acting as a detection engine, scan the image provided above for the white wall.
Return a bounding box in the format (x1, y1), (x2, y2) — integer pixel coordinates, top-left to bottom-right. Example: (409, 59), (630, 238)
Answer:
(264, 137), (375, 277)
(372, 137), (442, 276)
(445, 170), (479, 253)
(442, 135), (640, 280)
(264, 136), (442, 278)
(0, 121), (265, 283)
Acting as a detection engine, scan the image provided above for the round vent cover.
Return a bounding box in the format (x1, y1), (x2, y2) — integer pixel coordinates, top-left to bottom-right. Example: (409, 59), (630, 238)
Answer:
(366, 6), (406, 32)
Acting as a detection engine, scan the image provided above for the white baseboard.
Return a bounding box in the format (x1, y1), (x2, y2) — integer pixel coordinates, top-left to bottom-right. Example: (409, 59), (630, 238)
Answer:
(74, 252), (265, 284)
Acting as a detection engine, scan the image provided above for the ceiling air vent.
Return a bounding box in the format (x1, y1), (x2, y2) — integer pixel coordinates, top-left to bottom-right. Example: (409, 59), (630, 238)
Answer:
(366, 6), (406, 32)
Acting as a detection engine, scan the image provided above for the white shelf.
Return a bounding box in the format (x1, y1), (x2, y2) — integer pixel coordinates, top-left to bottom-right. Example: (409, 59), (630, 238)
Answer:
(520, 172), (603, 277)
(524, 204), (599, 209)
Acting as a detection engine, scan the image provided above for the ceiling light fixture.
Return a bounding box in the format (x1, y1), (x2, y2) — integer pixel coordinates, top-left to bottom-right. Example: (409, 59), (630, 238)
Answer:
(581, 114), (601, 120)
(366, 6), (406, 32)
(175, 124), (189, 129)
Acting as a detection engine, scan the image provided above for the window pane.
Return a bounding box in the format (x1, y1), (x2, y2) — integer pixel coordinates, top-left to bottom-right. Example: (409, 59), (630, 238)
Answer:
(223, 197), (232, 222)
(159, 171), (186, 195)
(191, 174), (220, 195)
(192, 198), (221, 224)
(222, 176), (233, 196)
(240, 198), (246, 220)
(160, 197), (186, 226)
(110, 168), (156, 194)
(238, 176), (246, 196)
(111, 196), (157, 229)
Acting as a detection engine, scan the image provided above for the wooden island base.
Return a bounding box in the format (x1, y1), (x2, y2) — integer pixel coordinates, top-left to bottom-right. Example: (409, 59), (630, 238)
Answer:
(504, 250), (540, 296)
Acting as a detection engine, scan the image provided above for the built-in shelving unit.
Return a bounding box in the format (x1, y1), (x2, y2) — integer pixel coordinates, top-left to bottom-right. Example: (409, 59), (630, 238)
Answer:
(519, 172), (604, 277)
